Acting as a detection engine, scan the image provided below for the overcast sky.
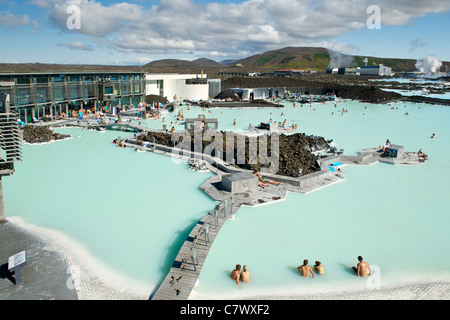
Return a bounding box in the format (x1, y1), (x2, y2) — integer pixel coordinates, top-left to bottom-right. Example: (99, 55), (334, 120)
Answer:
(1, 0), (449, 65)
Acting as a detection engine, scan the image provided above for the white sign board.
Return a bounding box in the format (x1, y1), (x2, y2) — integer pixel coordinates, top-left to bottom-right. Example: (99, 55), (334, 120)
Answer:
(8, 250), (26, 270)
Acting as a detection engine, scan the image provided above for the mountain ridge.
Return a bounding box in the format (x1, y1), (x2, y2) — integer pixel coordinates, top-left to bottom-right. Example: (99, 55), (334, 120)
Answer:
(143, 47), (449, 72)
(1, 47), (449, 73)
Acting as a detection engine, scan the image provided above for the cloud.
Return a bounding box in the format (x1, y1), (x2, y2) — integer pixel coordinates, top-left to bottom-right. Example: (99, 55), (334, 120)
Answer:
(48, 0), (144, 37)
(57, 41), (94, 51)
(0, 10), (39, 29)
(409, 38), (427, 52)
(41, 0), (450, 59)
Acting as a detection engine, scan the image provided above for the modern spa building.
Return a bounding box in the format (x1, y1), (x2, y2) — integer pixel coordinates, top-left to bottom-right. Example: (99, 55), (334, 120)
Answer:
(0, 71), (217, 124)
(0, 71), (146, 123)
(145, 73), (210, 102)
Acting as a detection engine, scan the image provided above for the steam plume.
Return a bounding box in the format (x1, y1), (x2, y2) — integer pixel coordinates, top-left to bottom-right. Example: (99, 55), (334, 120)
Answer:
(327, 50), (355, 69)
(415, 55), (442, 76)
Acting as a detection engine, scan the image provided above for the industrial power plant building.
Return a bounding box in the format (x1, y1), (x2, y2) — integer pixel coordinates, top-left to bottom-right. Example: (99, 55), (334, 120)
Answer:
(359, 64), (392, 76)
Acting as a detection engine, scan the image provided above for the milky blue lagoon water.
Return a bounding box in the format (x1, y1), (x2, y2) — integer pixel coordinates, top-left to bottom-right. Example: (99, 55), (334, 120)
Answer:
(4, 99), (450, 299)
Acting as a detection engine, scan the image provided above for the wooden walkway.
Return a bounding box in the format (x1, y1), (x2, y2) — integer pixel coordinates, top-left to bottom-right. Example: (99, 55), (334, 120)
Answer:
(104, 122), (152, 133)
(150, 199), (239, 300)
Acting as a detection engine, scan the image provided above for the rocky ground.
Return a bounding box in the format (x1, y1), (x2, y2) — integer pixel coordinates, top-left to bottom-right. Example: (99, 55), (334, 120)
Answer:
(145, 94), (169, 105)
(22, 126), (71, 144)
(137, 131), (329, 177)
(220, 74), (450, 105)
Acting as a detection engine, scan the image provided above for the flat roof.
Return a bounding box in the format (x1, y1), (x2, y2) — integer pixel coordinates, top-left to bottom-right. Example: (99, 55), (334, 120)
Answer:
(223, 171), (257, 181)
(0, 71), (145, 76)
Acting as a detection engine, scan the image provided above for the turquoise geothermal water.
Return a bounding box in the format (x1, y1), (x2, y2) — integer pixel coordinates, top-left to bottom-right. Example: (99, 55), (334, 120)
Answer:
(4, 99), (450, 299)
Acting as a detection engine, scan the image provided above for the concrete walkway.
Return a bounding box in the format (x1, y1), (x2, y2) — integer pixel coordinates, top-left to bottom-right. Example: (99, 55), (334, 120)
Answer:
(0, 219), (145, 300)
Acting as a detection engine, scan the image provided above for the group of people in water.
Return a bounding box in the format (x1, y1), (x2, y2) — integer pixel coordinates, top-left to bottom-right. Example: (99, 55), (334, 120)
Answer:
(230, 264), (251, 286)
(112, 139), (126, 148)
(230, 256), (371, 286)
(298, 256), (372, 278)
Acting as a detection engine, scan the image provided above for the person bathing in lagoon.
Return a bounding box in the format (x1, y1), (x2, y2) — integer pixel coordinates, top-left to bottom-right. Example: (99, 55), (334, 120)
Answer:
(431, 133), (435, 139)
(298, 259), (315, 278)
(240, 265), (251, 283)
(314, 261), (324, 275)
(352, 256), (371, 277)
(230, 264), (241, 286)
(418, 149), (429, 160)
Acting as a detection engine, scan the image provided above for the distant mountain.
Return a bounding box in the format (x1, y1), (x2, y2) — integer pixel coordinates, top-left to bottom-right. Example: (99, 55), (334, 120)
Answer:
(143, 59), (194, 68)
(236, 47), (331, 70)
(219, 59), (242, 65)
(143, 57), (222, 69)
(142, 47), (439, 72)
(192, 58), (223, 67)
(3, 47), (448, 74)
(233, 46), (433, 72)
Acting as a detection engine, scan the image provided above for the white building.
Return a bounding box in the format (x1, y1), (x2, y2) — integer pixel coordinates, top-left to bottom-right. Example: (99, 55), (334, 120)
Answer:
(145, 73), (209, 102)
(359, 64), (392, 76)
(230, 88), (271, 101)
(208, 79), (221, 99)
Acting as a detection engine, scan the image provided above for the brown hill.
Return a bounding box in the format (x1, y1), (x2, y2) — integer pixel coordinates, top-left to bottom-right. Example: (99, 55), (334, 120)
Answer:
(234, 46), (423, 72)
(144, 57), (222, 68)
(2, 47), (449, 75)
(237, 47), (331, 70)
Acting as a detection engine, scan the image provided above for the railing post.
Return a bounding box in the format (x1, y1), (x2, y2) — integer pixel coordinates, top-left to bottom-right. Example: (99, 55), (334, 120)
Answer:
(204, 224), (209, 243)
(191, 248), (199, 271)
(223, 199), (227, 218)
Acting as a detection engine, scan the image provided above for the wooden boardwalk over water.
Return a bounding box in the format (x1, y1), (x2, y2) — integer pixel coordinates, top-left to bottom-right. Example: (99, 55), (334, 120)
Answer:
(150, 199), (239, 300)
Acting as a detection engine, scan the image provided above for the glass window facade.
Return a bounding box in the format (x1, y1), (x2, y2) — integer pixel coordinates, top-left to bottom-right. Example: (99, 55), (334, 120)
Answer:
(0, 72), (145, 122)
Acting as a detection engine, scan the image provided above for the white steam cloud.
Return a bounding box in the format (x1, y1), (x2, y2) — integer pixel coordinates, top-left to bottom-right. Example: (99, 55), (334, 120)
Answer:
(415, 55), (442, 76)
(327, 50), (355, 69)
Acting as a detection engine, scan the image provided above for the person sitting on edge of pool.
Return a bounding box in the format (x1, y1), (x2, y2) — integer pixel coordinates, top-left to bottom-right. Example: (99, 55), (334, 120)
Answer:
(382, 139), (392, 152)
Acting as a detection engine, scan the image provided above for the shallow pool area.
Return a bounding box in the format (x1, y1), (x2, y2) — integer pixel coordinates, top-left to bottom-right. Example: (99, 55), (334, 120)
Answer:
(4, 99), (450, 299)
(4, 128), (216, 291)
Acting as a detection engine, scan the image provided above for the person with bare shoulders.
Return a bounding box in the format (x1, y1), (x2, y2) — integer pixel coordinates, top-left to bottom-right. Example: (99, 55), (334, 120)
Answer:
(240, 265), (250, 283)
(352, 256), (372, 277)
(298, 259), (315, 278)
(230, 264), (241, 286)
(314, 261), (324, 276)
